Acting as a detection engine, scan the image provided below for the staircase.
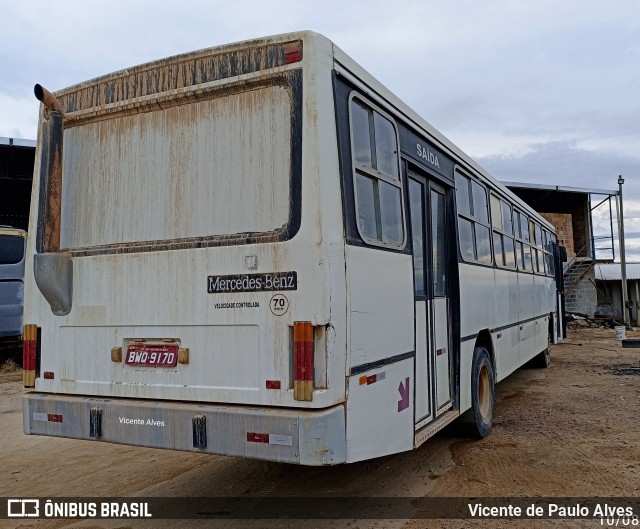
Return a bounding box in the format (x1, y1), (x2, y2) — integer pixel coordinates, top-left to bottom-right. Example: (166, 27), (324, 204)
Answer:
(564, 244), (595, 298)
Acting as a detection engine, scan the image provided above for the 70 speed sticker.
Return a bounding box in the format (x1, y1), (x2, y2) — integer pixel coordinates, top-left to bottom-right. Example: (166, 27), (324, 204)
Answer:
(270, 294), (289, 316)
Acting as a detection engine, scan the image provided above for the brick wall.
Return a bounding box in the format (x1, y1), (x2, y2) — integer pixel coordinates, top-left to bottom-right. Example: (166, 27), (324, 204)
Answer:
(541, 212), (575, 257)
(571, 206), (588, 254)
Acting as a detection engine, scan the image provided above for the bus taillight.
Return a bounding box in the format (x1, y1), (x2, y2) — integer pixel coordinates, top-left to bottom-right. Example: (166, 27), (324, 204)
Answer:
(23, 324), (38, 388)
(293, 321), (313, 401)
(284, 41), (302, 64)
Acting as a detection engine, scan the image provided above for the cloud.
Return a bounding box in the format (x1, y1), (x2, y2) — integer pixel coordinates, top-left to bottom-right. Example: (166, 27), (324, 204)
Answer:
(0, 93), (39, 139)
(480, 142), (640, 261)
(478, 140), (640, 195)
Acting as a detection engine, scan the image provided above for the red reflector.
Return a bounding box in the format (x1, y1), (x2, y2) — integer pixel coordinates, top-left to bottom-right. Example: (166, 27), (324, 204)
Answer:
(367, 374), (377, 385)
(23, 324), (38, 388)
(293, 322), (313, 382)
(266, 380), (281, 389)
(48, 414), (63, 423)
(284, 41), (302, 64)
(43, 371), (55, 379)
(285, 51), (302, 64)
(293, 321), (314, 401)
(23, 325), (37, 371)
(247, 432), (269, 443)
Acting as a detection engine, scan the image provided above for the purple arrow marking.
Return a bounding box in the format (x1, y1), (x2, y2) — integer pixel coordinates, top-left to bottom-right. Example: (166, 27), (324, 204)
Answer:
(397, 377), (410, 412)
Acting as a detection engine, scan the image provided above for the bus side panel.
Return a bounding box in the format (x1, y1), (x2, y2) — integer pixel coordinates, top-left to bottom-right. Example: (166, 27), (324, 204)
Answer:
(517, 274), (554, 367)
(535, 275), (556, 352)
(544, 275), (557, 318)
(458, 263), (496, 406)
(344, 245), (414, 461)
(459, 340), (475, 414)
(493, 268), (519, 379)
(345, 358), (414, 462)
(517, 271), (536, 365)
(458, 265), (496, 336)
(346, 246), (413, 369)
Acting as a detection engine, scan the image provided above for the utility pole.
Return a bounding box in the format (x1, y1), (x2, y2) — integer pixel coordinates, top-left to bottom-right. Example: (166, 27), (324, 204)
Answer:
(618, 175), (629, 325)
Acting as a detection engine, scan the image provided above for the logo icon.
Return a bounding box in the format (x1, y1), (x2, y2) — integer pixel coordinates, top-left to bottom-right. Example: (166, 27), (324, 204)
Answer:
(7, 499), (40, 517)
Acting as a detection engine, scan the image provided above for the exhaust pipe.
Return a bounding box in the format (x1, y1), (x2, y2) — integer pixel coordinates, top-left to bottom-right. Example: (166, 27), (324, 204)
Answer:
(34, 84), (64, 114)
(33, 83), (64, 255)
(33, 83), (71, 314)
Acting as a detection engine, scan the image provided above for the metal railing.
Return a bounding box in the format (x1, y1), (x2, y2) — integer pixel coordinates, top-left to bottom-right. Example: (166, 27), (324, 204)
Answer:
(564, 242), (595, 297)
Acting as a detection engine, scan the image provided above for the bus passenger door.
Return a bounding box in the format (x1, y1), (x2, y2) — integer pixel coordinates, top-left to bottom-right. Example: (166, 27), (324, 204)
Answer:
(409, 172), (452, 430)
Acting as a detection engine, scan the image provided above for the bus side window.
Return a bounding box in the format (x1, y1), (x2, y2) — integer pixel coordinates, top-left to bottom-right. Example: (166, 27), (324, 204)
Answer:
(513, 209), (525, 270)
(544, 230), (556, 276)
(532, 222), (545, 274)
(350, 97), (404, 247)
(541, 228), (553, 276)
(515, 211), (532, 271)
(455, 171), (492, 265)
(491, 196), (516, 269)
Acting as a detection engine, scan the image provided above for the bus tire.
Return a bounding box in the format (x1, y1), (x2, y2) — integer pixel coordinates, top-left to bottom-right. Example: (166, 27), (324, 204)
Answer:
(463, 346), (495, 438)
(531, 348), (551, 368)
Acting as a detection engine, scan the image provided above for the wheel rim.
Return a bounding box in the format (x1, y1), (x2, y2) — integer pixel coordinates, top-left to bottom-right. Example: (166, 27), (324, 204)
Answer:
(478, 365), (491, 419)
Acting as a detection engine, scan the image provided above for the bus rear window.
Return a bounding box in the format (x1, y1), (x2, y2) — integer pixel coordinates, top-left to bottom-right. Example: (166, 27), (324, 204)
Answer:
(60, 83), (292, 249)
(0, 235), (24, 265)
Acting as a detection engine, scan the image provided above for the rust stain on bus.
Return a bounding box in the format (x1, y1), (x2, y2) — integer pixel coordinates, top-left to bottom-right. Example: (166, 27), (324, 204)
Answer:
(36, 110), (64, 253)
(57, 40), (302, 118)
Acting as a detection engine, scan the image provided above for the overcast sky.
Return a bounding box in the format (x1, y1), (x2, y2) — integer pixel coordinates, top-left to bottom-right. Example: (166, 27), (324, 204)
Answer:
(1, 0), (639, 258)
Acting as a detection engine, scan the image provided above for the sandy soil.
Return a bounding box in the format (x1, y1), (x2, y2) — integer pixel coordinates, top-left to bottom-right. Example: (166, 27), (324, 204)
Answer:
(0, 327), (638, 529)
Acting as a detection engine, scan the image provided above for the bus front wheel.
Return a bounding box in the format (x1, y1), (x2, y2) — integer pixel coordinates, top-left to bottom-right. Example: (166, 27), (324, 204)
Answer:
(464, 346), (495, 438)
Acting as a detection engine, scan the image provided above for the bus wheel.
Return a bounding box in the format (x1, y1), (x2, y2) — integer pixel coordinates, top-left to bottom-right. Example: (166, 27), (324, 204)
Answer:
(463, 346), (495, 438)
(531, 348), (551, 368)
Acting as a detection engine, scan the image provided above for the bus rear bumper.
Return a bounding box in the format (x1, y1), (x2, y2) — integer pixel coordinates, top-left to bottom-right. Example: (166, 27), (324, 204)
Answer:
(23, 392), (346, 466)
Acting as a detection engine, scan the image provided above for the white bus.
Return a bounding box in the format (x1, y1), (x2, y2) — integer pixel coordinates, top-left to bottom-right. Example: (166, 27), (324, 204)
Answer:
(23, 31), (562, 465)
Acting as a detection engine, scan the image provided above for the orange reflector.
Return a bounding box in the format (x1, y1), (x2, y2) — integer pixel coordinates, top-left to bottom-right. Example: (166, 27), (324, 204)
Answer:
(111, 347), (123, 362)
(23, 324), (38, 388)
(293, 321), (313, 401)
(358, 374), (381, 386)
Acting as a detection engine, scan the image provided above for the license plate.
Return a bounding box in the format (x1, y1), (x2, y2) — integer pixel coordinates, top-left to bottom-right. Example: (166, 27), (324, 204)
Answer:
(125, 343), (179, 367)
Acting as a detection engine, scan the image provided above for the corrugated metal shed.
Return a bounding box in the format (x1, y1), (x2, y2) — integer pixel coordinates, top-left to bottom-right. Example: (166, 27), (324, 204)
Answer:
(0, 138), (36, 230)
(0, 137), (36, 147)
(595, 263), (640, 281)
(503, 181), (618, 197)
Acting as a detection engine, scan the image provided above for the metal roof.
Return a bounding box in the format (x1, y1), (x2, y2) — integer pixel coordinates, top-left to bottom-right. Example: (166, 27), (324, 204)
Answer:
(502, 181), (618, 197)
(0, 137), (36, 148)
(595, 263), (640, 281)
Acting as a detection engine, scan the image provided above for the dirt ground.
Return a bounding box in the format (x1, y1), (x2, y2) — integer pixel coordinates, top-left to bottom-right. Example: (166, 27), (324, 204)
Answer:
(1, 327), (638, 529)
